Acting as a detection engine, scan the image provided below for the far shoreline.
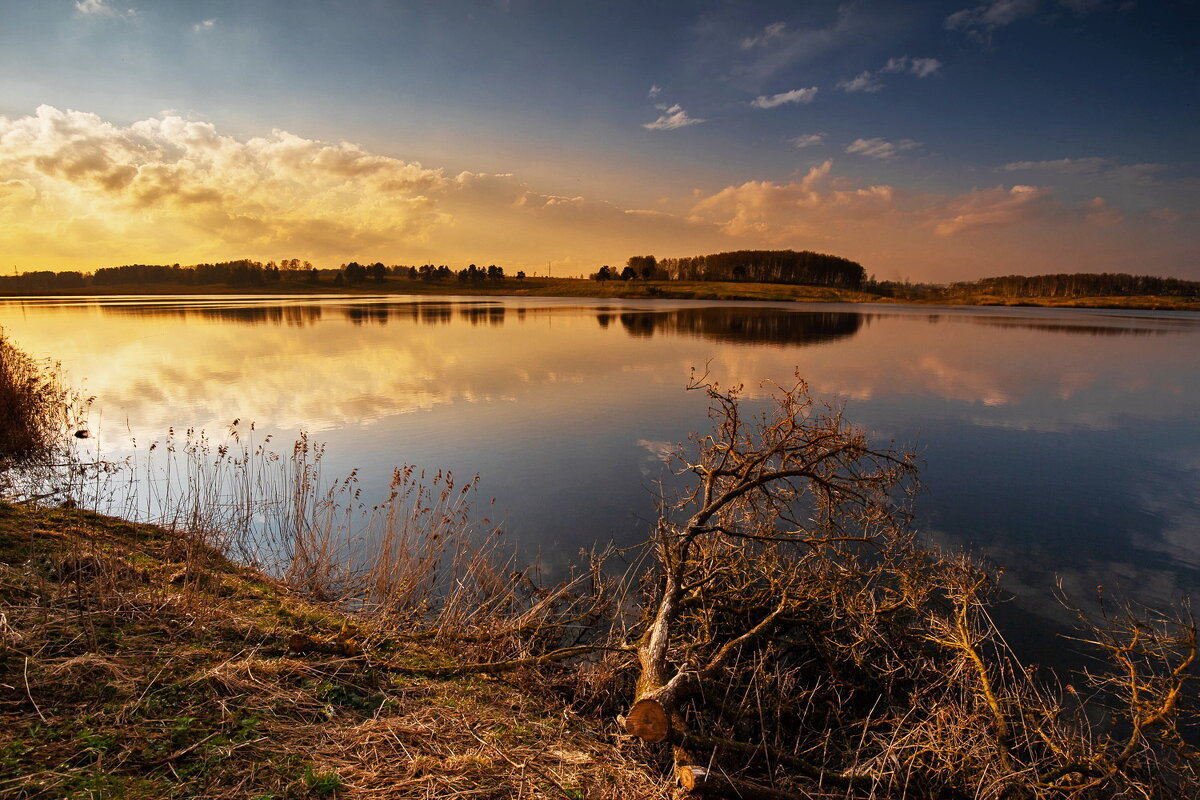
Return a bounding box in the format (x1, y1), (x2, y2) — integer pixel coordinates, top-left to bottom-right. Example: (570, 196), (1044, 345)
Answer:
(2, 276), (1198, 312)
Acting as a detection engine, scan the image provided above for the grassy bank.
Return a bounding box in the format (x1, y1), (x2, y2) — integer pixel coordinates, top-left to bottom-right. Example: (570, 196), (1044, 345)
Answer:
(0, 502), (661, 799)
(4, 276), (1198, 310)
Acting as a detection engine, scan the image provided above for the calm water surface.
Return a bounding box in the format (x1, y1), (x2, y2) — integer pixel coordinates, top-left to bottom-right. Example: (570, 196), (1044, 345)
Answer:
(4, 294), (1199, 662)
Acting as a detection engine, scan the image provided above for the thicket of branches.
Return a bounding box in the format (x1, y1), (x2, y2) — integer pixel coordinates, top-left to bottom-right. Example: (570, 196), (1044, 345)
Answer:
(609, 374), (1198, 798)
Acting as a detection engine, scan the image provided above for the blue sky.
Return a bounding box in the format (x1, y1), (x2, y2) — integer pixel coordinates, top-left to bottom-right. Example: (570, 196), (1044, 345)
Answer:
(0, 0), (1196, 280)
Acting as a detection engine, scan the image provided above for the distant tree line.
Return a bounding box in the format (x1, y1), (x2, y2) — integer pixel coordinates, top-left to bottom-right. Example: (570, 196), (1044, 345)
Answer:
(0, 258), (527, 290)
(593, 256), (658, 282)
(946, 272), (1200, 298)
(0, 271), (88, 292)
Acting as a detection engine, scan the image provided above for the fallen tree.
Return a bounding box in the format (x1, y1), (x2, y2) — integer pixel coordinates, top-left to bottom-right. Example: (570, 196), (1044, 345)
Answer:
(619, 372), (1198, 799)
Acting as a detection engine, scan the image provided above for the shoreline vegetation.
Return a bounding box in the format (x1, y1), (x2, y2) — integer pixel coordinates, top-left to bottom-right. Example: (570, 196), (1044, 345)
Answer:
(2, 333), (1199, 797)
(1, 250), (1197, 312)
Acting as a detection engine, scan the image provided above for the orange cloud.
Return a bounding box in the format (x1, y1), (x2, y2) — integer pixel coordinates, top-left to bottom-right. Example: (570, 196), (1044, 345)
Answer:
(929, 184), (1057, 236)
(689, 160), (897, 239)
(0, 106), (1195, 281)
(0, 106), (453, 264)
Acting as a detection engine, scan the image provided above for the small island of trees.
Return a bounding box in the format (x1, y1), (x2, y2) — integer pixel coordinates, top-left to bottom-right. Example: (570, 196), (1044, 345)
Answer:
(594, 250), (868, 289)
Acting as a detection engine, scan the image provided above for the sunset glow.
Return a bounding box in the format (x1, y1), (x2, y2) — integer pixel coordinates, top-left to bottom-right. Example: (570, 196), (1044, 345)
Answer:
(1, 1), (1196, 280)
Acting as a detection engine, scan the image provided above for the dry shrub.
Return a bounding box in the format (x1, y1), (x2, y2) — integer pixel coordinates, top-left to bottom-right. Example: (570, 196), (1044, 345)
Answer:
(0, 330), (80, 499)
(620, 373), (1199, 799)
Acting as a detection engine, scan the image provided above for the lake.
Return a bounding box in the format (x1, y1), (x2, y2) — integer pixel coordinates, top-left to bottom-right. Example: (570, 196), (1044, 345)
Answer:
(4, 293), (1199, 664)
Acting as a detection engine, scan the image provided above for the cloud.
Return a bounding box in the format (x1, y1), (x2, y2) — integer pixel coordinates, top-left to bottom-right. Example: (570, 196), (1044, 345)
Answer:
(0, 105), (738, 270)
(689, 160), (898, 238)
(642, 104), (704, 131)
(930, 184), (1056, 236)
(840, 56), (942, 93)
(687, 161), (1197, 282)
(845, 137), (920, 160)
(727, 7), (866, 84)
(1002, 157), (1164, 182)
(882, 56), (943, 78)
(750, 87), (818, 109)
(75, 0), (134, 17)
(647, 84), (661, 99)
(947, 0), (1119, 32)
(789, 133), (825, 148)
(945, 0), (1040, 32)
(838, 71), (883, 93)
(1084, 196), (1123, 226)
(740, 21), (788, 49)
(193, 19), (216, 32)
(2, 107), (1193, 283)
(0, 105), (452, 259)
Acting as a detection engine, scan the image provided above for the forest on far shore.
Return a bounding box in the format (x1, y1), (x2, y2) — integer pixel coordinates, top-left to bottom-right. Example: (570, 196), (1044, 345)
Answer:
(1, 250), (1198, 301)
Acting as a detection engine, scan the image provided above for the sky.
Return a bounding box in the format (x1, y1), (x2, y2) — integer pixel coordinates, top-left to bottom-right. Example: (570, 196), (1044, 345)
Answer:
(0, 0), (1196, 282)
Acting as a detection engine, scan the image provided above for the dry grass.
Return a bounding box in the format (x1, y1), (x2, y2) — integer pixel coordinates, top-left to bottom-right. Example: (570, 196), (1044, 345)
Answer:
(0, 501), (666, 799)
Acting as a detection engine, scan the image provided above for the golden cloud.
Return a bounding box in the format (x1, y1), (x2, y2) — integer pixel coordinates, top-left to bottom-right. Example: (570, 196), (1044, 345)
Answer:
(0, 106), (452, 264)
(929, 184), (1057, 236)
(1, 106), (1194, 281)
(689, 160), (899, 239)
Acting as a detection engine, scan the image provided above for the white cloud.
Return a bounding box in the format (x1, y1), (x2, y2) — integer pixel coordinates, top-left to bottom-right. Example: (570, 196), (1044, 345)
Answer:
(647, 84), (662, 99)
(948, 0), (1117, 32)
(882, 56), (943, 78)
(642, 104), (704, 131)
(750, 87), (818, 109)
(75, 0), (135, 17)
(193, 19), (216, 32)
(845, 137), (920, 160)
(729, 7), (866, 84)
(789, 133), (825, 148)
(907, 57), (943, 78)
(840, 56), (942, 94)
(840, 56), (940, 95)
(945, 0), (1039, 31)
(740, 21), (787, 50)
(838, 71), (883, 93)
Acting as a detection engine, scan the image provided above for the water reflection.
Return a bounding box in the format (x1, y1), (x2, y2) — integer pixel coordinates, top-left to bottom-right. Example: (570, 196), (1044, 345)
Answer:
(614, 307), (864, 346)
(923, 312), (1184, 337)
(1, 294), (1198, 667)
(103, 303), (326, 326)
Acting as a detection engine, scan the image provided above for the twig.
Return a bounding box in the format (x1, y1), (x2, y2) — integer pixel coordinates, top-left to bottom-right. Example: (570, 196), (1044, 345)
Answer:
(23, 657), (47, 723)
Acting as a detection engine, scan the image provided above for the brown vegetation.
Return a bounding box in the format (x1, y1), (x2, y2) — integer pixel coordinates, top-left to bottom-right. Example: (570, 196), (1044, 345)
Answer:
(0, 331), (90, 502)
(0, 502), (665, 799)
(613, 375), (1199, 798)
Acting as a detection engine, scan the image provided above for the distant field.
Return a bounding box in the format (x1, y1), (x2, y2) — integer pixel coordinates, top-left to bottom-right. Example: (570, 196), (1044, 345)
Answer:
(2, 277), (1198, 311)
